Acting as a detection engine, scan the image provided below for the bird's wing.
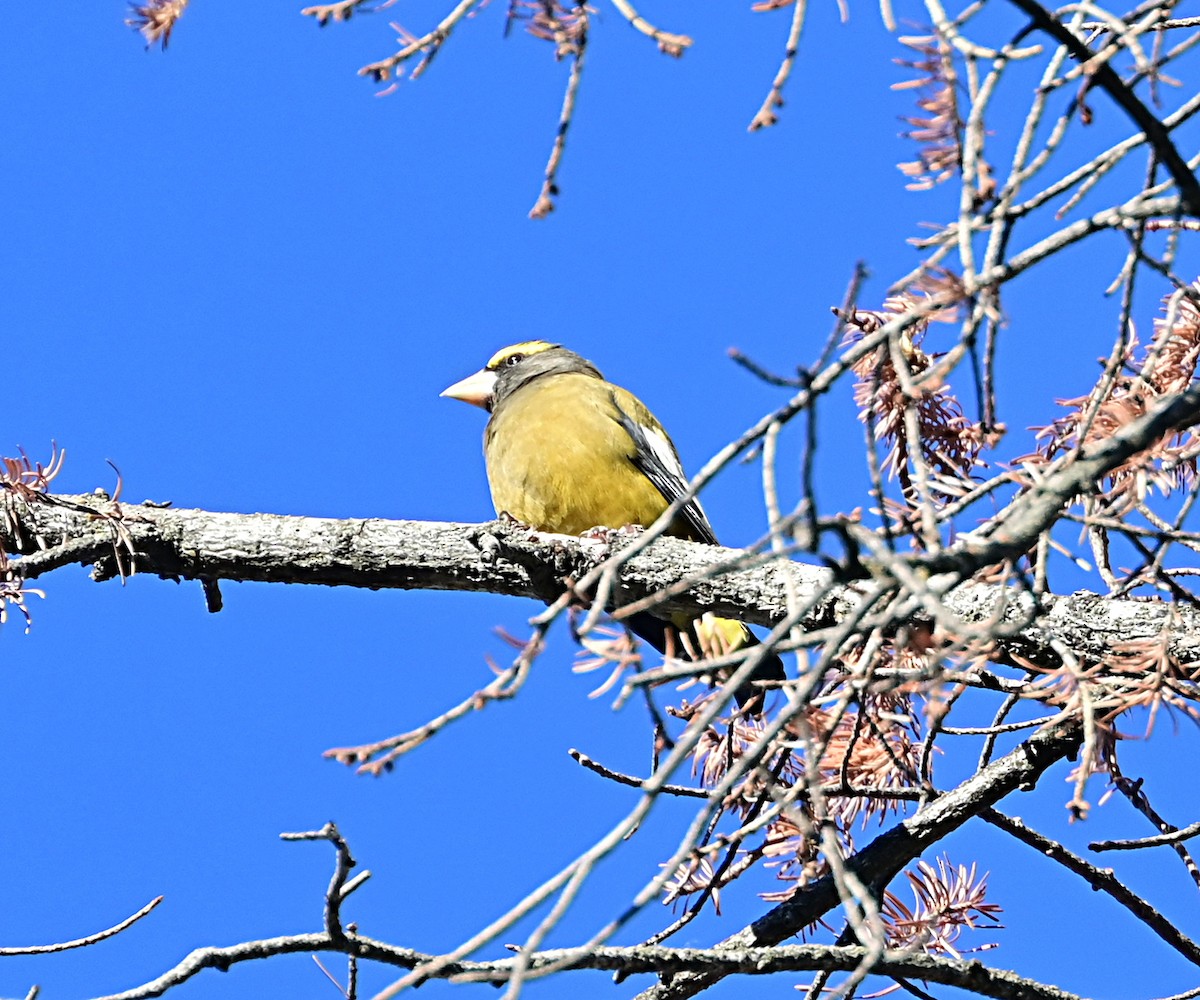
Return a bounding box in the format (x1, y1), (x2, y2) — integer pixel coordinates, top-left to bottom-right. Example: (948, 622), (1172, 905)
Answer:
(609, 391), (719, 545)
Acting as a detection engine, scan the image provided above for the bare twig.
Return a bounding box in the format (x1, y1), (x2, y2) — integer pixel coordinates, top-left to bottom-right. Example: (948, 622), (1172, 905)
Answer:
(983, 809), (1200, 964)
(749, 0), (808, 131)
(530, 15), (589, 219)
(324, 625), (544, 773)
(608, 0), (692, 55)
(1091, 820), (1200, 851)
(0, 896), (163, 956)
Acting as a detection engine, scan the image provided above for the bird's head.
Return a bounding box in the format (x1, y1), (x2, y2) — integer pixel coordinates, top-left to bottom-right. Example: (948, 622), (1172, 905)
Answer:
(440, 341), (601, 412)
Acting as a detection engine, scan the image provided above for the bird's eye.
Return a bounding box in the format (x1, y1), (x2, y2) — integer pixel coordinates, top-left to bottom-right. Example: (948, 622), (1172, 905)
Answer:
(505, 354), (525, 367)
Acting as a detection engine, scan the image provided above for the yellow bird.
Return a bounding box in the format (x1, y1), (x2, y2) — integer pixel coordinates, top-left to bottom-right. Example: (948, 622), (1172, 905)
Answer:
(442, 340), (785, 706)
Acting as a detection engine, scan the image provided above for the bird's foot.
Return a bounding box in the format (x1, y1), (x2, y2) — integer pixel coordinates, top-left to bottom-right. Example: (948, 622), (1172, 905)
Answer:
(580, 523), (642, 543)
(497, 510), (537, 529)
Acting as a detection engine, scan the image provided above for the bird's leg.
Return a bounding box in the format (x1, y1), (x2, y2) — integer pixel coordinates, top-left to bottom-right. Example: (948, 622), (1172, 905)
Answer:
(562, 583), (595, 617)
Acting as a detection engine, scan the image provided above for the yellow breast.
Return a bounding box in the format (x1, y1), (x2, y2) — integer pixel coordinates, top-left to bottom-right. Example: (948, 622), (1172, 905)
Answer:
(484, 373), (677, 536)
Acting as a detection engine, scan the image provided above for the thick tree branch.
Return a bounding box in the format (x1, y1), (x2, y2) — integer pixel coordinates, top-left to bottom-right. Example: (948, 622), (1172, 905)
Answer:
(5, 496), (1200, 669)
(924, 383), (1200, 575)
(632, 718), (1083, 1000)
(1, 495), (823, 619)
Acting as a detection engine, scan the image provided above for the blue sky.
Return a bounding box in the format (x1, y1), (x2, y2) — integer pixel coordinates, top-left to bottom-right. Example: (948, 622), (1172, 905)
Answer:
(3, 3), (1200, 999)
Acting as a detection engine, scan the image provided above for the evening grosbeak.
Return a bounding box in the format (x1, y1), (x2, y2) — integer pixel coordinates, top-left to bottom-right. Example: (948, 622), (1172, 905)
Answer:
(441, 340), (786, 706)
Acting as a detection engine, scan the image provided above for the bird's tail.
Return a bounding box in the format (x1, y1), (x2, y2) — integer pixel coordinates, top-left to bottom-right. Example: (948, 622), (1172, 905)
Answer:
(625, 611), (785, 708)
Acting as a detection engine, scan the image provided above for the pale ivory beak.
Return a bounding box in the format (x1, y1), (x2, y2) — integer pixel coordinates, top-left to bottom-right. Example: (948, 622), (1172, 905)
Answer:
(440, 368), (498, 409)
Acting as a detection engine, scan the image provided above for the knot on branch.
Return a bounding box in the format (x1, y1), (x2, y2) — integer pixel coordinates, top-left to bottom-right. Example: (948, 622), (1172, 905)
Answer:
(470, 519), (637, 605)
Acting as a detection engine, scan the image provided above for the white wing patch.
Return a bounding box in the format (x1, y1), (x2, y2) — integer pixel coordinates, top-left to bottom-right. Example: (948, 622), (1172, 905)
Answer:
(611, 393), (718, 544)
(640, 422), (712, 524)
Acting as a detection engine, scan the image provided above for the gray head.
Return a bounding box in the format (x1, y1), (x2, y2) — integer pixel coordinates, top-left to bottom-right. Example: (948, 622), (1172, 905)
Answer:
(440, 340), (602, 412)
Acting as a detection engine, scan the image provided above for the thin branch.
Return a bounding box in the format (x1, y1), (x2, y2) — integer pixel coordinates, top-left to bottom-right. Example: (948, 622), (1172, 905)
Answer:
(569, 747), (709, 797)
(607, 0), (692, 55)
(1111, 770), (1200, 888)
(280, 822), (370, 940)
(95, 937), (1084, 1000)
(748, 0), (808, 131)
(1092, 820), (1200, 851)
(0, 896), (163, 956)
(530, 19), (588, 219)
(1003, 0), (1200, 215)
(1081, 15), (1200, 30)
(325, 626), (542, 773)
(982, 809), (1200, 966)
(357, 0), (480, 82)
(301, 0), (389, 25)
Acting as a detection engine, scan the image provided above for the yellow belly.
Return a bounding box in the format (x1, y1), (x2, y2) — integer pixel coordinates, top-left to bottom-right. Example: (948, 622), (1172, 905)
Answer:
(484, 373), (675, 536)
